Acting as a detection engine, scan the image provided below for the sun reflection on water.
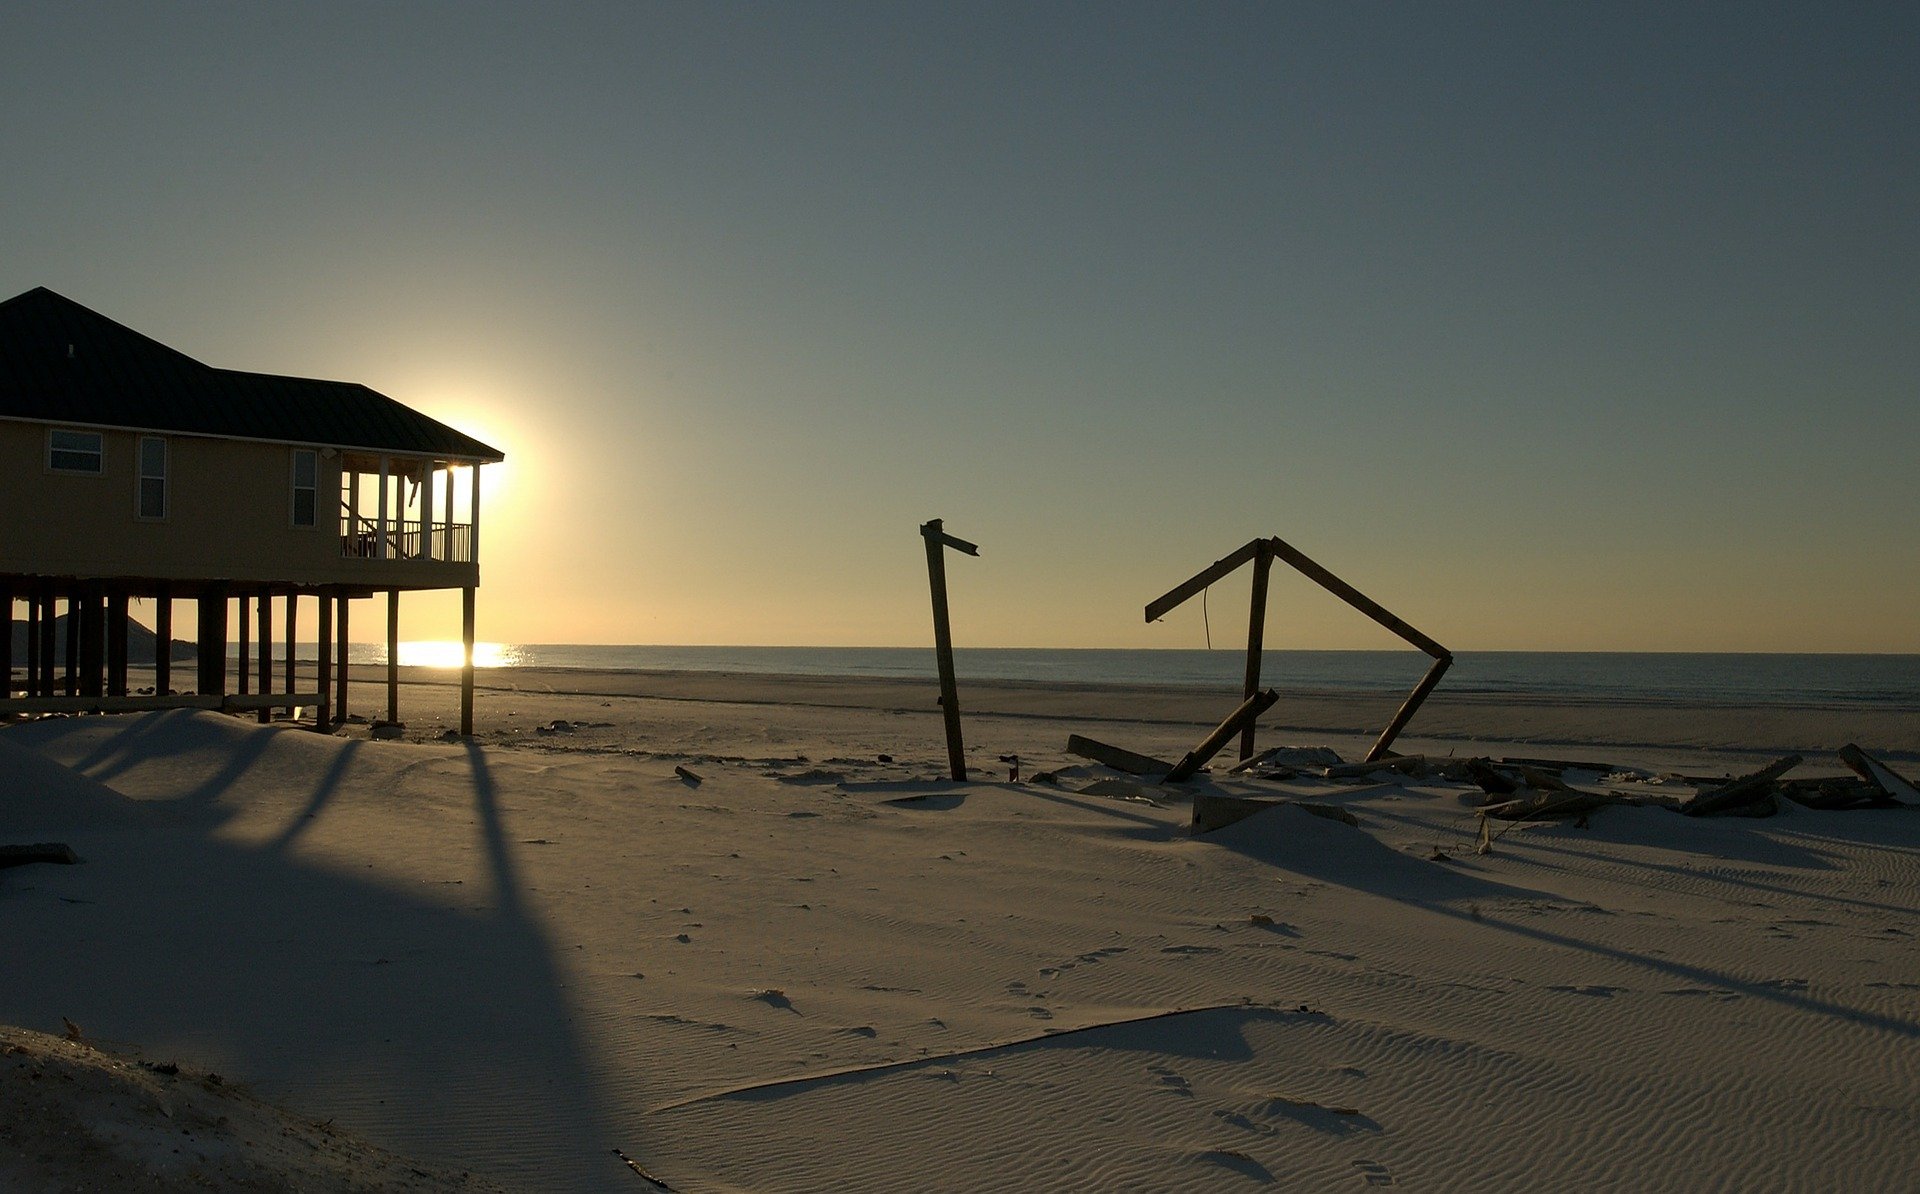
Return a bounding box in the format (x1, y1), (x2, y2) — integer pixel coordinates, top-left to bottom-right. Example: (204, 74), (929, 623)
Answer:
(393, 640), (519, 669)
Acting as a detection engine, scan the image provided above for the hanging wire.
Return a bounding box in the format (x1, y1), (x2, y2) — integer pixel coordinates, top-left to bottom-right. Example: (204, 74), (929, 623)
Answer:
(1202, 585), (1212, 650)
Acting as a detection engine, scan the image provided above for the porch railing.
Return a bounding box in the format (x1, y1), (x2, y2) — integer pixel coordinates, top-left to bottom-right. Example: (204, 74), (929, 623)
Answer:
(340, 509), (475, 564)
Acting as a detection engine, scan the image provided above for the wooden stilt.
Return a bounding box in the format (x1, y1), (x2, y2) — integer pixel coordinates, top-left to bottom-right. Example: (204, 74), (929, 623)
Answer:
(154, 584), (172, 695)
(315, 591), (332, 731)
(919, 519), (979, 782)
(284, 592), (297, 697)
(257, 591), (273, 724)
(1239, 540), (1273, 761)
(459, 586), (475, 737)
(0, 580), (13, 699)
(1363, 654), (1453, 763)
(197, 589), (228, 696)
(64, 593), (80, 695)
(40, 591), (57, 696)
(386, 589), (400, 724)
(78, 586), (104, 699)
(105, 589), (129, 697)
(17, 583), (32, 698)
(336, 594), (350, 725)
(236, 592), (251, 696)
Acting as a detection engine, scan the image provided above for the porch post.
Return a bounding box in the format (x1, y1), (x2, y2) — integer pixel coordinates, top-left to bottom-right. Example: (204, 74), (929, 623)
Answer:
(377, 456), (390, 560)
(422, 462), (437, 560)
(469, 462), (482, 561)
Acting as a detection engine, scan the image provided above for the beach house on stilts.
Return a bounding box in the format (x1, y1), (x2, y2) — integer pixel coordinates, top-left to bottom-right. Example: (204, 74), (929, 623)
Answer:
(0, 287), (504, 734)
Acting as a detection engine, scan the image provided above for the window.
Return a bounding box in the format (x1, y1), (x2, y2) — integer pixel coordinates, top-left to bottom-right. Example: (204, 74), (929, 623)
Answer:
(291, 449), (318, 527)
(137, 436), (167, 519)
(48, 429), (103, 474)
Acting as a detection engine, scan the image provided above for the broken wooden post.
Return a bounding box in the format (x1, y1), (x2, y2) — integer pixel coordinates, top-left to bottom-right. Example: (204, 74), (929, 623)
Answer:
(1166, 688), (1278, 783)
(1066, 734), (1174, 776)
(920, 519), (978, 782)
(1681, 755), (1802, 817)
(1145, 534), (1452, 766)
(1838, 744), (1919, 804)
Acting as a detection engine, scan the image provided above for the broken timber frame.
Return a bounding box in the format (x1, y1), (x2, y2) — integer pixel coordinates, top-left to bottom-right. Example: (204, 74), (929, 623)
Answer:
(1145, 536), (1453, 764)
(920, 519), (979, 782)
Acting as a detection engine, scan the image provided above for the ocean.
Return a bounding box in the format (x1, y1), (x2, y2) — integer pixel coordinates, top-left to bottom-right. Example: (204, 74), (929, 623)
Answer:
(342, 645), (1920, 709)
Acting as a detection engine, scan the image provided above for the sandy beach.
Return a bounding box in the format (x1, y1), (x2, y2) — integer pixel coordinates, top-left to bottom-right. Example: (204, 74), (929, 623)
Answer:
(3, 671), (1917, 1190)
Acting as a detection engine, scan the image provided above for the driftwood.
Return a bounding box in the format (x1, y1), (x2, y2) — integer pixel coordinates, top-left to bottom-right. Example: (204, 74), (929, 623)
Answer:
(0, 842), (81, 868)
(1320, 754), (1434, 781)
(673, 766), (702, 786)
(1680, 755), (1802, 817)
(1838, 744), (1919, 804)
(1166, 689), (1278, 783)
(1066, 734), (1173, 776)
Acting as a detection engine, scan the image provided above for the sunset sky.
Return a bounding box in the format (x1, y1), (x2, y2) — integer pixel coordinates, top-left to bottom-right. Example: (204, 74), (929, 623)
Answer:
(4, 3), (1914, 652)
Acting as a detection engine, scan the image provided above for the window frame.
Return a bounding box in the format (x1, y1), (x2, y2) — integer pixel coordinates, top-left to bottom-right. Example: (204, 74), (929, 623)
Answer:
(290, 448), (319, 528)
(47, 428), (105, 475)
(136, 435), (168, 521)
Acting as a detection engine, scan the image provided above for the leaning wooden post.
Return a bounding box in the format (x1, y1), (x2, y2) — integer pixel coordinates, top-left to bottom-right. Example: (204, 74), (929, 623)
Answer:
(1364, 653), (1452, 763)
(386, 588), (401, 725)
(1167, 689), (1279, 783)
(1240, 539), (1274, 761)
(920, 518), (979, 782)
(460, 586), (476, 737)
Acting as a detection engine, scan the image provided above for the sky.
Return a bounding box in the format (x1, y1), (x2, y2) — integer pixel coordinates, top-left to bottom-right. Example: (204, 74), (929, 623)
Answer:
(3, 2), (1915, 652)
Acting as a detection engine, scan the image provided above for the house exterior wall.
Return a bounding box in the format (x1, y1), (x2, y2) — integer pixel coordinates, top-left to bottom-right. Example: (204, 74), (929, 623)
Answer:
(0, 420), (478, 589)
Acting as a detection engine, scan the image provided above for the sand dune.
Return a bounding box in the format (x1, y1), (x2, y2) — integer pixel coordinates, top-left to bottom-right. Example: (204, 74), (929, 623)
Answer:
(2, 684), (1916, 1190)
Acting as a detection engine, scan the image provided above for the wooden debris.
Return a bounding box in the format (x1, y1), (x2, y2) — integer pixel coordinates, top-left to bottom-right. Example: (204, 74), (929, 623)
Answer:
(1320, 754), (1433, 781)
(1680, 755), (1802, 817)
(920, 518), (978, 782)
(1462, 758), (1520, 796)
(0, 842), (81, 868)
(1838, 744), (1919, 805)
(673, 766), (702, 786)
(613, 1146), (676, 1190)
(1066, 734), (1173, 776)
(1167, 689), (1279, 783)
(1478, 790), (1617, 821)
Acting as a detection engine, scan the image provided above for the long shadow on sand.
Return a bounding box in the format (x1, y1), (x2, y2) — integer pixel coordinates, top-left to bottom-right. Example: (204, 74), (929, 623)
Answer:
(0, 711), (634, 1191)
(1201, 802), (1920, 1042)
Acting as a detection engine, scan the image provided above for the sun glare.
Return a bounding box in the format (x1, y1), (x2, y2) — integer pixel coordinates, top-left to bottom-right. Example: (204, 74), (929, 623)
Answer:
(395, 640), (515, 669)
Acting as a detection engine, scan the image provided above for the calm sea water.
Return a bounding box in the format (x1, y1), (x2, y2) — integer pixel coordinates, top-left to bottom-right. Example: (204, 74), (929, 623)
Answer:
(345, 644), (1920, 708)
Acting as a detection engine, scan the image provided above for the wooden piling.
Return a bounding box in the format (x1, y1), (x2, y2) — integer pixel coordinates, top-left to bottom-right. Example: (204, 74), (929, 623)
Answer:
(920, 519), (978, 782)
(1240, 539), (1273, 761)
(315, 590), (332, 731)
(154, 584), (171, 695)
(387, 589), (400, 725)
(257, 591), (273, 724)
(335, 594), (350, 725)
(460, 586), (476, 737)
(105, 589), (128, 696)
(284, 592), (297, 697)
(236, 592), (251, 696)
(197, 589), (228, 696)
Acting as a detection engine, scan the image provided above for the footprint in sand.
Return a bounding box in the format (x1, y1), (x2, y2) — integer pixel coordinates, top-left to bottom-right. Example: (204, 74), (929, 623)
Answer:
(1147, 1063), (1192, 1097)
(1353, 1158), (1395, 1186)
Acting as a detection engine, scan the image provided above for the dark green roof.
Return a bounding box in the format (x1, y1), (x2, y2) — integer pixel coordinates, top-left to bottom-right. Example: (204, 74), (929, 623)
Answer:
(0, 287), (504, 461)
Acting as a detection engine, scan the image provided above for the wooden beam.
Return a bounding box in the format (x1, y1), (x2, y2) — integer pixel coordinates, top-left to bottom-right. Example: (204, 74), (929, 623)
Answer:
(920, 519), (971, 781)
(1166, 689), (1279, 783)
(1265, 536), (1448, 659)
(1065, 734), (1174, 776)
(1143, 539), (1262, 624)
(1362, 653), (1454, 763)
(460, 586), (476, 737)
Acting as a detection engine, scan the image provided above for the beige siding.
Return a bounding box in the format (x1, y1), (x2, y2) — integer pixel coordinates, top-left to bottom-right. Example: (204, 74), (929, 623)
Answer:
(0, 421), (478, 589)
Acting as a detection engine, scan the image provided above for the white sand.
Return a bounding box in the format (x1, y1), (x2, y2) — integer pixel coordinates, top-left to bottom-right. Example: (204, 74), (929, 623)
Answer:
(2, 675), (1916, 1190)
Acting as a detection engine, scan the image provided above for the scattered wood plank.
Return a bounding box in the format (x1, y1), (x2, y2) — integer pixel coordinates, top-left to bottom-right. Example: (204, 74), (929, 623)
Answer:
(0, 842), (81, 868)
(1680, 755), (1801, 817)
(1166, 689), (1279, 783)
(1838, 744), (1919, 805)
(1320, 755), (1433, 780)
(1066, 734), (1173, 777)
(1478, 791), (1617, 821)
(673, 766), (702, 786)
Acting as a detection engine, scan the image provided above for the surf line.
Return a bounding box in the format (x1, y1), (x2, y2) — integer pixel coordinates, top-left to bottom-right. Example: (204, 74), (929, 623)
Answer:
(646, 1000), (1307, 1114)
